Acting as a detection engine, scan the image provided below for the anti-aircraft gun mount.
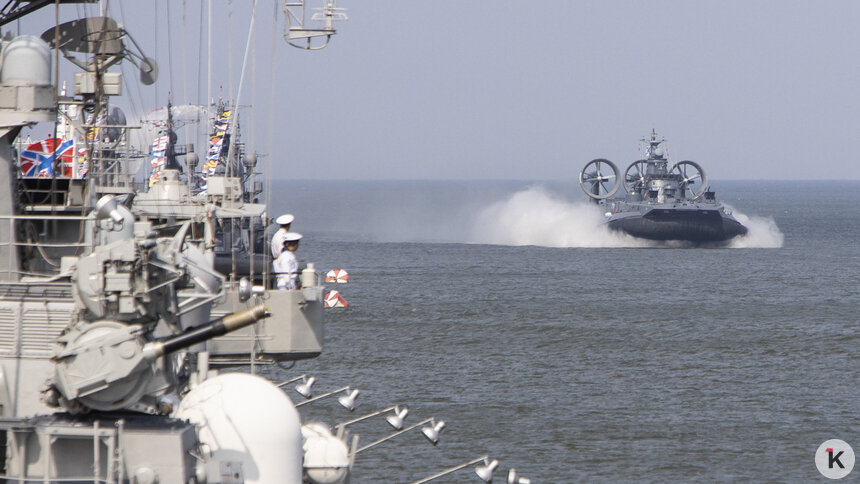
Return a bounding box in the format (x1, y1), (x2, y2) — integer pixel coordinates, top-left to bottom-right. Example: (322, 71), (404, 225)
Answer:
(23, 194), (270, 415)
(47, 305), (269, 414)
(0, 190), (274, 481)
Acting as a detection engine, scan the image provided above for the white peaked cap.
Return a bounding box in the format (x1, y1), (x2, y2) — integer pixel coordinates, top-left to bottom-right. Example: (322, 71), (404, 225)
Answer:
(276, 214), (295, 225)
(283, 232), (303, 243)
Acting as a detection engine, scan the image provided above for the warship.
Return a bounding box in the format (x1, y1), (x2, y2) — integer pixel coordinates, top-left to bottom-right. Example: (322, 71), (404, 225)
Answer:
(0, 1), (528, 482)
(579, 130), (747, 243)
(132, 98), (323, 367)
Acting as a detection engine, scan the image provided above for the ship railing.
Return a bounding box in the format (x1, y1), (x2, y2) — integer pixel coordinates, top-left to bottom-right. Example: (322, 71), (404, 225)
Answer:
(0, 214), (90, 280)
(13, 121), (146, 198)
(92, 158), (139, 194)
(88, 142), (150, 195)
(266, 268), (324, 292)
(0, 417), (122, 482)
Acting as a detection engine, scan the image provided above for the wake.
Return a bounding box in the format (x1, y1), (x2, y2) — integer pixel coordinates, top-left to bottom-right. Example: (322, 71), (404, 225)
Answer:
(467, 186), (648, 247)
(724, 206), (784, 248)
(467, 186), (783, 249)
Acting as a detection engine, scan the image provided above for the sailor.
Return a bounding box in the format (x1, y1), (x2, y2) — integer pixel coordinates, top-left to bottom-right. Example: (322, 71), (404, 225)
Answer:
(273, 232), (302, 290)
(271, 213), (295, 258)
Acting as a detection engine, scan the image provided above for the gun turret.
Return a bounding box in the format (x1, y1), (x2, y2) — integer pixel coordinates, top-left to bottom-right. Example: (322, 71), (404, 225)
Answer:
(47, 305), (269, 414)
(155, 305), (270, 355)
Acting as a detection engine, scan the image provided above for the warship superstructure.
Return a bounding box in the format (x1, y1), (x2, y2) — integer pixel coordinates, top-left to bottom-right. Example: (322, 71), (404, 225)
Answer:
(0, 1), (527, 483)
(134, 99), (325, 366)
(579, 130), (747, 243)
(0, 11), (306, 481)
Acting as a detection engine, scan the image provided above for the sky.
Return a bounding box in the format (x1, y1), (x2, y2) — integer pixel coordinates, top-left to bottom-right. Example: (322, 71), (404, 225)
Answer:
(10, 0), (860, 181)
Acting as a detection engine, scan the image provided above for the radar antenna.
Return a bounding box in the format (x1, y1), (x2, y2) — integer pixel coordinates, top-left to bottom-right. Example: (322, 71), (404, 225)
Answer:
(283, 0), (347, 50)
(40, 16), (158, 84)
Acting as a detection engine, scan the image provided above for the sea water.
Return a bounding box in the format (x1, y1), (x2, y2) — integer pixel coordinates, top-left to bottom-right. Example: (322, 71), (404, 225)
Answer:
(259, 180), (858, 482)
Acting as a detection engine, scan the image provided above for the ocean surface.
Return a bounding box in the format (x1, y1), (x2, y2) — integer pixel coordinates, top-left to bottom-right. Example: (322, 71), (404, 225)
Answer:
(258, 179), (858, 483)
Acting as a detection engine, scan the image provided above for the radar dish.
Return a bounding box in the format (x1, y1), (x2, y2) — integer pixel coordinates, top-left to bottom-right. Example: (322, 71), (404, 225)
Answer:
(41, 17), (124, 55)
(579, 159), (620, 199)
(670, 160), (708, 199)
(623, 160), (648, 194)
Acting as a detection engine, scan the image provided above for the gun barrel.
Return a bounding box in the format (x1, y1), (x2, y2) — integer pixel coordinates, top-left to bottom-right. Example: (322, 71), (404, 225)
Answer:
(148, 305), (269, 358)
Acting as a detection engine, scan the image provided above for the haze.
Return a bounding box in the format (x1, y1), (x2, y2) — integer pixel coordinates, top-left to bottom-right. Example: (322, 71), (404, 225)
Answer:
(12, 1), (860, 181)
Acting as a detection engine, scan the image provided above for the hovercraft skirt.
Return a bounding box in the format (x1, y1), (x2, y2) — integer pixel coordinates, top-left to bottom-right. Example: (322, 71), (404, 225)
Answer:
(608, 209), (747, 242)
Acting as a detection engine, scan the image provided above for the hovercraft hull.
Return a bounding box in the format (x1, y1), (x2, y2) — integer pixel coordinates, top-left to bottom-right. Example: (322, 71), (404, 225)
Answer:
(608, 208), (747, 242)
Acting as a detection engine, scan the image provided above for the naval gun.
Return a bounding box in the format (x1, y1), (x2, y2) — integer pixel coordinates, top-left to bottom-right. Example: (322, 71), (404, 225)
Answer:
(48, 305), (269, 414)
(41, 195), (272, 414)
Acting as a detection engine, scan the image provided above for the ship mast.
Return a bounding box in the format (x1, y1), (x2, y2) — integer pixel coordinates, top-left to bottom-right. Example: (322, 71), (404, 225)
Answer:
(642, 128), (669, 176)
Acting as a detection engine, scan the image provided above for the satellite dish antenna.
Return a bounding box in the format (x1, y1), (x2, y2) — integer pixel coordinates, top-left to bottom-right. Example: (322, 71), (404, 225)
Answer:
(139, 57), (158, 85)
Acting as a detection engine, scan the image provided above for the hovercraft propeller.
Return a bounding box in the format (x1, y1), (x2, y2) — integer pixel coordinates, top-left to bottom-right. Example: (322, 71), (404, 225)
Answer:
(623, 159), (649, 195)
(579, 158), (620, 200)
(670, 160), (708, 199)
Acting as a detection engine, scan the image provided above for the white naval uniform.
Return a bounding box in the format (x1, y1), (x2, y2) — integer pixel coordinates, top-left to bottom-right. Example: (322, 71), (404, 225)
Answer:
(273, 249), (298, 290)
(271, 228), (289, 258)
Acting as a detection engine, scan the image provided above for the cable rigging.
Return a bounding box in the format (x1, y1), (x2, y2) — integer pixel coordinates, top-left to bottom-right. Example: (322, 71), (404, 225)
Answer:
(264, 0), (278, 286)
(165, 0), (176, 100)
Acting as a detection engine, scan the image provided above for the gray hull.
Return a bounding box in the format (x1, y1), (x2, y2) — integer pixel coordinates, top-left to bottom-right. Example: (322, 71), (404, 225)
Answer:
(609, 208), (747, 242)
